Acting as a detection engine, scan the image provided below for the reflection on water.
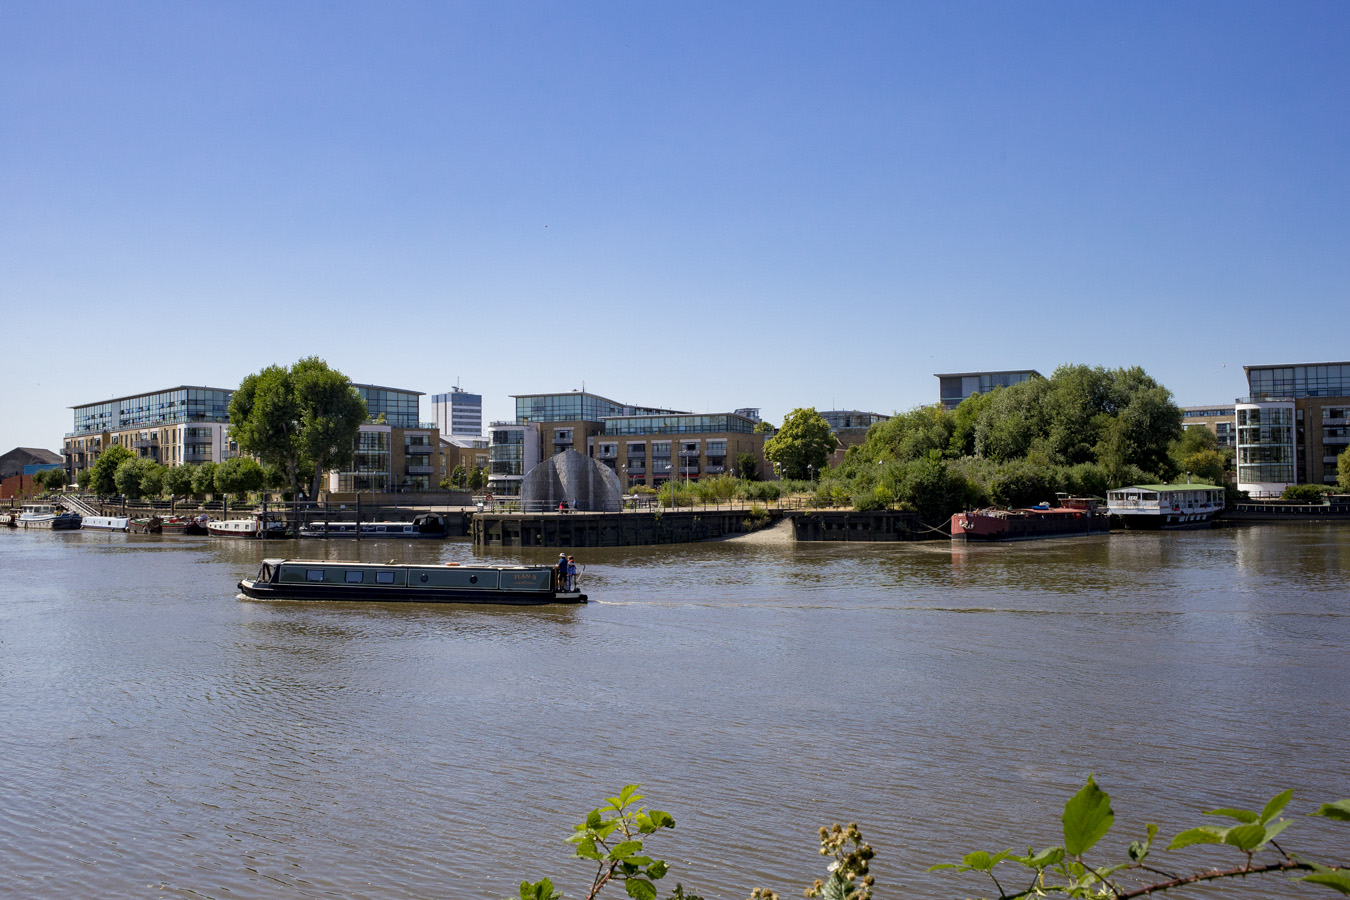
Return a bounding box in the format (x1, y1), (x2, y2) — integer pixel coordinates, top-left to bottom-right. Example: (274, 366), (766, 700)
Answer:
(1, 525), (1347, 898)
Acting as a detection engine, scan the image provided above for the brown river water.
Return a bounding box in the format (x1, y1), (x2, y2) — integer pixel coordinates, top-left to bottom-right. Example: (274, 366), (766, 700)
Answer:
(2, 524), (1347, 898)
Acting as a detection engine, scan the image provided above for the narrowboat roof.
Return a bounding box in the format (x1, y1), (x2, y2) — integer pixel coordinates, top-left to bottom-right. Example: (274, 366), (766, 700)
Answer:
(266, 559), (547, 569)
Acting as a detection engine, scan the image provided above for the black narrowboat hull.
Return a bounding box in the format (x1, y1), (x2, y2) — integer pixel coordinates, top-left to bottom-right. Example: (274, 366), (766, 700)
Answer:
(238, 579), (585, 604)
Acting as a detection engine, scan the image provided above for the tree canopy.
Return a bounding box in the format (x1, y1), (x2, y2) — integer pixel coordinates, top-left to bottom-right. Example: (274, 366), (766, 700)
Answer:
(229, 357), (367, 499)
(823, 364), (1185, 523)
(764, 408), (837, 480)
(88, 445), (135, 495)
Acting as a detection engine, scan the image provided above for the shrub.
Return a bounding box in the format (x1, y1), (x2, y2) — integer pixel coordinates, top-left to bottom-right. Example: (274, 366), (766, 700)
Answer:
(1282, 483), (1333, 502)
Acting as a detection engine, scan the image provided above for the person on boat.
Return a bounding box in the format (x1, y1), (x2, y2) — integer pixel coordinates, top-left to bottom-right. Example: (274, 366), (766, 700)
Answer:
(557, 553), (568, 590)
(566, 556), (577, 591)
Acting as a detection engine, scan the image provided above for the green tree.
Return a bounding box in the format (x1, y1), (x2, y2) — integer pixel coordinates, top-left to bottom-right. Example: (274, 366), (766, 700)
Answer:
(191, 461), (218, 498)
(115, 457), (164, 499)
(229, 357), (367, 499)
(974, 377), (1053, 462)
(451, 464), (467, 488)
(214, 456), (265, 499)
(88, 445), (135, 495)
(469, 466), (485, 491)
(735, 452), (759, 481)
(165, 464), (196, 501)
(36, 467), (67, 492)
(76, 467), (92, 491)
(764, 408), (837, 480)
(753, 420), (774, 435)
(1339, 446), (1350, 493)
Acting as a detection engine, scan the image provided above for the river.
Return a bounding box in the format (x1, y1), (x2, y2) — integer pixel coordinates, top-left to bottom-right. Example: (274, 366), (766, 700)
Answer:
(2, 524), (1347, 898)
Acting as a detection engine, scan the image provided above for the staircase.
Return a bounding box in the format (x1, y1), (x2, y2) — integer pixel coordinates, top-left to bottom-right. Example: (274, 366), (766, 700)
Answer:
(58, 494), (101, 517)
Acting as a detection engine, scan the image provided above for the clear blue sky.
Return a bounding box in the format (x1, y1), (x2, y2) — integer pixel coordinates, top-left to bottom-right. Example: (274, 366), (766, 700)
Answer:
(3, 2), (1348, 453)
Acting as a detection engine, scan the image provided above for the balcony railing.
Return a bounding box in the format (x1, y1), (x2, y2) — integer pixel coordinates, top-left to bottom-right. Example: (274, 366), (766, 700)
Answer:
(705, 465), (725, 474)
(405, 465), (434, 475)
(678, 465), (700, 475)
(678, 449), (700, 457)
(133, 439), (158, 449)
(595, 448), (617, 459)
(404, 446), (433, 456)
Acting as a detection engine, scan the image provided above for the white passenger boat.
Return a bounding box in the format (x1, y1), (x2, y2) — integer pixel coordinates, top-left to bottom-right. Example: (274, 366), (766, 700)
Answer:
(1106, 483), (1224, 529)
(82, 515), (131, 532)
(206, 512), (290, 538)
(239, 558), (587, 605)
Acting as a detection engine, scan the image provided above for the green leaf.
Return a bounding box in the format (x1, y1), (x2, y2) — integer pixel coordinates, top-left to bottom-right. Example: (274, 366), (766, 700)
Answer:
(1021, 846), (1064, 868)
(1260, 790), (1294, 824)
(1223, 823), (1268, 851)
(648, 860), (669, 880)
(961, 850), (996, 871)
(612, 840), (643, 861)
(586, 809), (604, 829)
(1302, 863), (1350, 896)
(821, 873), (852, 900)
(517, 878), (560, 900)
(573, 837), (602, 861)
(1206, 807), (1258, 824)
(1063, 776), (1115, 856)
(624, 877), (657, 900)
(1264, 818), (1292, 843)
(1168, 827), (1225, 849)
(927, 863), (956, 872)
(1129, 823), (1159, 862)
(1312, 800), (1350, 822)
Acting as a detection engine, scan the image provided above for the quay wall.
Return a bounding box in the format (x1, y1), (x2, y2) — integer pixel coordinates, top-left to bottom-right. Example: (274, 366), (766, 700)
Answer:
(473, 508), (927, 548)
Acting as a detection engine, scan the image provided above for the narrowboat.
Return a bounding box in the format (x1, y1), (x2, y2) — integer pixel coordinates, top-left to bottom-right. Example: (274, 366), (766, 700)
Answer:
(1106, 483), (1224, 529)
(951, 497), (1110, 542)
(206, 512), (290, 538)
(0, 510), (16, 527)
(297, 513), (450, 539)
(82, 515), (131, 532)
(238, 559), (588, 605)
(130, 514), (208, 534)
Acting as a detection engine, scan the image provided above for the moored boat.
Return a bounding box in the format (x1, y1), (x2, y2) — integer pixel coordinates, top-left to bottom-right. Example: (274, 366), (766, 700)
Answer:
(18, 502), (58, 528)
(51, 512), (83, 530)
(951, 497), (1110, 542)
(239, 558), (587, 605)
(297, 513), (450, 539)
(206, 512), (290, 538)
(1106, 483), (1224, 529)
(82, 515), (131, 532)
(0, 510), (16, 527)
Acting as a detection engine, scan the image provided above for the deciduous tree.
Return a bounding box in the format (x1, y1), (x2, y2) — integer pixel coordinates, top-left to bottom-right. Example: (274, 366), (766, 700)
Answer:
(764, 408), (837, 480)
(229, 357), (367, 499)
(88, 445), (135, 495)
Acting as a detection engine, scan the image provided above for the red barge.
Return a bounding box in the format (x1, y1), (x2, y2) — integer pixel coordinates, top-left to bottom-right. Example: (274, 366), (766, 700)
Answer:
(951, 496), (1110, 542)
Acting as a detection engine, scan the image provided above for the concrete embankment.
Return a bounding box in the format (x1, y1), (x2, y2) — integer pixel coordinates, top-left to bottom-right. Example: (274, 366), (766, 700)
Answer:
(472, 508), (928, 548)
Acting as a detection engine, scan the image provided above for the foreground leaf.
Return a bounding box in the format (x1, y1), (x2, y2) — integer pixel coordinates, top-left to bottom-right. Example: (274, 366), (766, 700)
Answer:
(1260, 790), (1294, 824)
(1302, 862), (1350, 896)
(1063, 776), (1115, 856)
(1168, 827), (1225, 850)
(1313, 800), (1350, 822)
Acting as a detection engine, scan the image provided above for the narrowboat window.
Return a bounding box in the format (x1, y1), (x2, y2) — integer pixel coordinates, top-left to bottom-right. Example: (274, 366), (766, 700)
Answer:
(376, 572), (395, 584)
(419, 573), (429, 583)
(345, 570), (364, 583)
(470, 575), (478, 584)
(1142, 493), (1158, 501)
(307, 570), (324, 582)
